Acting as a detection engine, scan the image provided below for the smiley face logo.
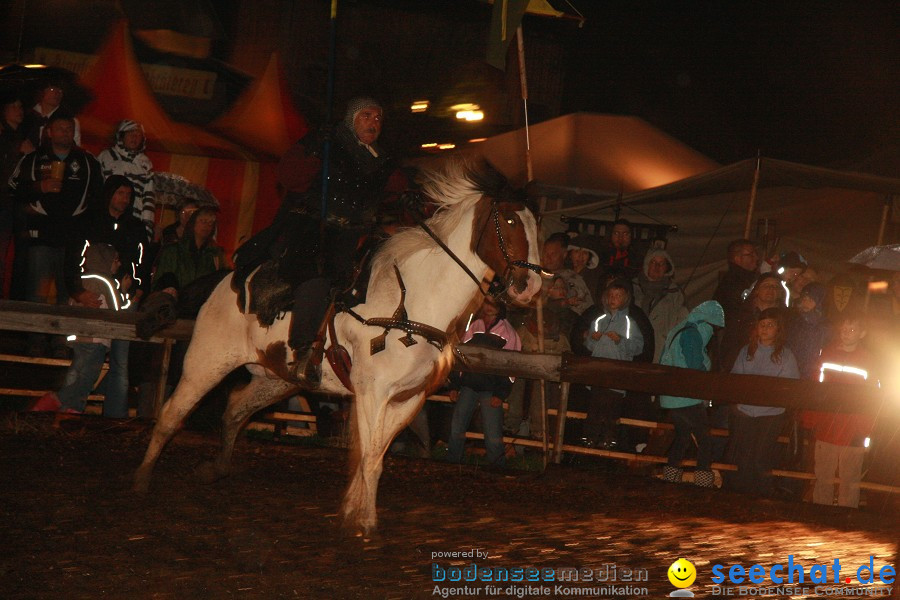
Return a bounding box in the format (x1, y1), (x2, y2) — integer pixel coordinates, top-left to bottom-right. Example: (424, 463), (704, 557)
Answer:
(668, 558), (696, 588)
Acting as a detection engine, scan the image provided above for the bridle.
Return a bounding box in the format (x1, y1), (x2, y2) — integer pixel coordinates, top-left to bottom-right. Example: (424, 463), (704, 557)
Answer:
(417, 199), (542, 299)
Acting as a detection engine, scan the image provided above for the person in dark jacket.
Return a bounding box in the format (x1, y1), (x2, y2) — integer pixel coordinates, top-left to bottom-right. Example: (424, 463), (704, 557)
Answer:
(61, 176), (150, 417)
(8, 112), (102, 356)
(447, 299), (522, 467)
(786, 282), (830, 380)
(713, 239), (760, 329)
(232, 97), (405, 382)
(1, 94), (34, 298)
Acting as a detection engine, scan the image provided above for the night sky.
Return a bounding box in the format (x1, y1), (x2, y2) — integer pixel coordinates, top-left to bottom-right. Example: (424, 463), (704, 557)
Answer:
(559, 1), (898, 167)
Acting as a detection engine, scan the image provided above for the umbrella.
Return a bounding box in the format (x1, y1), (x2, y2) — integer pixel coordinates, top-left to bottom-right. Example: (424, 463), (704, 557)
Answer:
(0, 64), (92, 111)
(152, 172), (219, 208)
(847, 244), (900, 271)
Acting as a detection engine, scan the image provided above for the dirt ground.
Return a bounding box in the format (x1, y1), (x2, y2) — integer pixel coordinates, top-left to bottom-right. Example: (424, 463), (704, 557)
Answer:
(0, 413), (897, 600)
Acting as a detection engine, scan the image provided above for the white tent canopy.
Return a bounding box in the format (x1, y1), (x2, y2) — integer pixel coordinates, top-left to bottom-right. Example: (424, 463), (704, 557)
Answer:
(545, 158), (900, 306)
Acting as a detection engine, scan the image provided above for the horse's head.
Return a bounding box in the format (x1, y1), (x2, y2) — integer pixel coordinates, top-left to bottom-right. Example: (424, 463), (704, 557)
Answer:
(471, 192), (542, 305)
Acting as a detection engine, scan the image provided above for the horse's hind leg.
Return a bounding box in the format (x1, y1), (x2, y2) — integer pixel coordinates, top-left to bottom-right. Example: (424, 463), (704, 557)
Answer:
(133, 359), (237, 493)
(196, 373), (296, 484)
(342, 392), (426, 536)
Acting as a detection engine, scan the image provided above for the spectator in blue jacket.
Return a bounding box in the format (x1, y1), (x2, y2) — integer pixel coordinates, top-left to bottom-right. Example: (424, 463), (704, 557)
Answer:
(581, 278), (644, 449)
(726, 307), (800, 496)
(659, 301), (725, 487)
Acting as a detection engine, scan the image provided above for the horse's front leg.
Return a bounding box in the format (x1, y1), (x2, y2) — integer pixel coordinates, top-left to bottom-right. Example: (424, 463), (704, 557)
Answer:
(342, 391), (427, 536)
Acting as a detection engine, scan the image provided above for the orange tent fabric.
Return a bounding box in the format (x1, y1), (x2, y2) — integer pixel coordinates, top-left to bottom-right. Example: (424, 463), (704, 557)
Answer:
(210, 53), (309, 157)
(76, 20), (281, 260)
(413, 113), (719, 194)
(79, 21), (249, 159)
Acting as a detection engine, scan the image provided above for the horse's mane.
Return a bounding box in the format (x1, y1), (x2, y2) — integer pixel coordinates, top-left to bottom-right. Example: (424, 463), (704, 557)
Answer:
(371, 160), (510, 275)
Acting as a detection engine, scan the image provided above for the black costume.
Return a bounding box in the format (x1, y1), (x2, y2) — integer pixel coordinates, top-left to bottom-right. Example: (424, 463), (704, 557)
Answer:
(233, 122), (398, 353)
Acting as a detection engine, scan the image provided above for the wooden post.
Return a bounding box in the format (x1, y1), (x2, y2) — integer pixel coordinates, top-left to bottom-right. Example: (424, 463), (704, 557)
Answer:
(743, 155), (762, 239)
(877, 194), (892, 246)
(154, 339), (174, 420)
(553, 381), (570, 464)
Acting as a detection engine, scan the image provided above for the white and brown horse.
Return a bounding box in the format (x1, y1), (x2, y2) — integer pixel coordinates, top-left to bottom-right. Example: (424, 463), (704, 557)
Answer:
(133, 161), (542, 535)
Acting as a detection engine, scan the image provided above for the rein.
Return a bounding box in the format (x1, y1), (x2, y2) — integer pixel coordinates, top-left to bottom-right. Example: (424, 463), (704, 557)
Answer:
(414, 200), (542, 299)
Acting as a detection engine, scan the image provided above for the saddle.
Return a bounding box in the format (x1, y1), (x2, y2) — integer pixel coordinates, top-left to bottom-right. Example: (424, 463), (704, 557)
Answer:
(234, 259), (294, 326)
(233, 248), (378, 328)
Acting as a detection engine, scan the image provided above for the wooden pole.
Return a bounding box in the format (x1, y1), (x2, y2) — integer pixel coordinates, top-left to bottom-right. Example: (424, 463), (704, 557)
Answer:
(515, 26), (533, 183)
(516, 24), (547, 465)
(453, 347), (887, 414)
(743, 154), (762, 239)
(877, 194), (892, 246)
(553, 381), (570, 464)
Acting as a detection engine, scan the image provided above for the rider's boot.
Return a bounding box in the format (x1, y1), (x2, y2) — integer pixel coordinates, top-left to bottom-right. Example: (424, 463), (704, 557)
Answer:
(287, 277), (331, 386)
(288, 342), (321, 386)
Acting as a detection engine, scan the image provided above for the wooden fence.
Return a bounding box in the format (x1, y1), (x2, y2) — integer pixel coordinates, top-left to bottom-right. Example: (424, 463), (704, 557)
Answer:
(1, 300), (897, 495)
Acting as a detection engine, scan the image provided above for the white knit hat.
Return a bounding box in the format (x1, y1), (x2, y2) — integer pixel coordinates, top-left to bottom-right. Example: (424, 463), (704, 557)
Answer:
(344, 97), (382, 128)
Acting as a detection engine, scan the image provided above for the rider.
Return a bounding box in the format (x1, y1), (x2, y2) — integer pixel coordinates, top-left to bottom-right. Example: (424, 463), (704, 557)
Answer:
(234, 97), (405, 381)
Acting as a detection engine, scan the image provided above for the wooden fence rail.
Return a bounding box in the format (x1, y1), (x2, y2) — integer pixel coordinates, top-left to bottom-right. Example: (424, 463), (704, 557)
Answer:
(1, 300), (896, 494)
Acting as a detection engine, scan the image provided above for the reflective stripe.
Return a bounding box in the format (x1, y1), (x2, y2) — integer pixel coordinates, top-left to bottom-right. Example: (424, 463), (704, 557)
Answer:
(819, 361), (868, 382)
(79, 239), (90, 271)
(625, 315), (631, 339)
(780, 279), (790, 307)
(81, 274), (120, 311)
(592, 314), (607, 331)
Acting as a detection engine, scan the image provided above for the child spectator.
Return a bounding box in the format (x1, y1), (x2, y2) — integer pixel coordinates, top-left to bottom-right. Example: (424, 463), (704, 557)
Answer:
(801, 314), (876, 508)
(727, 307), (800, 496)
(447, 298), (521, 466)
(581, 279), (644, 449)
(659, 300), (725, 487)
(786, 282), (830, 379)
(27, 243), (124, 414)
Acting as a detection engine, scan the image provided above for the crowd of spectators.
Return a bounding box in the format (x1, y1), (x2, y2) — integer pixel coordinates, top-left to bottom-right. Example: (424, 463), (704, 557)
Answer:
(1, 81), (223, 419)
(449, 218), (888, 509)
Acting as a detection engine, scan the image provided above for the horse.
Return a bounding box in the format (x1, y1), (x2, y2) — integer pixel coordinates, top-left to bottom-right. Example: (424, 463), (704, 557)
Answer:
(132, 160), (543, 535)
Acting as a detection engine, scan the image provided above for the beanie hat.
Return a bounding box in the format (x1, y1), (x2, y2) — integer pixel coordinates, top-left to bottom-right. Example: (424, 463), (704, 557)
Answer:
(800, 281), (826, 308)
(344, 97), (382, 128)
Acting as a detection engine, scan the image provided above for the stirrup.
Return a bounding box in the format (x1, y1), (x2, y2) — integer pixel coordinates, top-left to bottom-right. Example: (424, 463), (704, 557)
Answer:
(288, 346), (321, 386)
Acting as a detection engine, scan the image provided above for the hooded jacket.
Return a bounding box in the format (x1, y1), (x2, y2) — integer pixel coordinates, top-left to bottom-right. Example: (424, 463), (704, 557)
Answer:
(659, 300), (724, 409)
(632, 248), (688, 362)
(97, 120), (154, 235)
(9, 144), (102, 246)
(70, 242), (121, 346)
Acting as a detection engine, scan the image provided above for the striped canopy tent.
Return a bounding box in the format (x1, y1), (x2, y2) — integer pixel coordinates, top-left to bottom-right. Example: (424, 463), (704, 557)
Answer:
(77, 20), (281, 260)
(209, 52), (309, 158)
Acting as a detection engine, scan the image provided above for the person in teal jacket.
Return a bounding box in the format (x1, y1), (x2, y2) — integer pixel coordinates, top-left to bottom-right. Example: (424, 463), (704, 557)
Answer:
(659, 300), (725, 487)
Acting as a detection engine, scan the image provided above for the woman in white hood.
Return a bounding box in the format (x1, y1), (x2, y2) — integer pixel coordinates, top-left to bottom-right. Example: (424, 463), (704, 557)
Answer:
(632, 248), (687, 363)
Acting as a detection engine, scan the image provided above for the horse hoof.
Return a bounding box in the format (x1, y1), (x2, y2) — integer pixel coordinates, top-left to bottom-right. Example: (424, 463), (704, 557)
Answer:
(195, 460), (225, 485)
